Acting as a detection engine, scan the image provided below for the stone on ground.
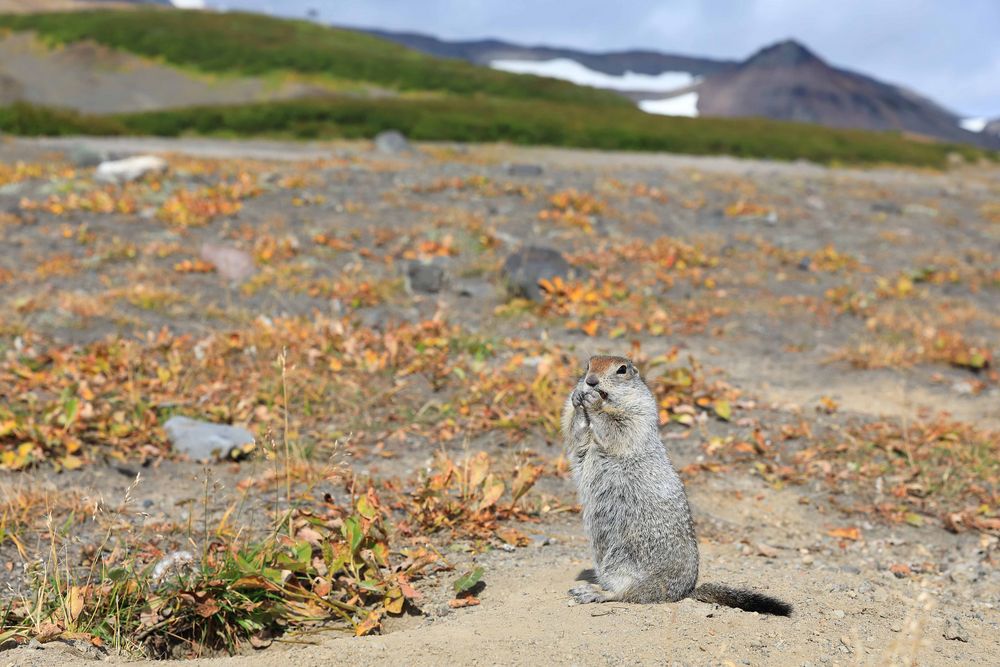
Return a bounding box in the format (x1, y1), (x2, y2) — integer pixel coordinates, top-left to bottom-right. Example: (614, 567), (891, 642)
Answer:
(163, 416), (254, 462)
(94, 155), (168, 184)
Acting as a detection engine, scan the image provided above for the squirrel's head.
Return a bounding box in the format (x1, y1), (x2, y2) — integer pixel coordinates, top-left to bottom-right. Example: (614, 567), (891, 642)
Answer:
(577, 355), (656, 417)
(579, 355), (639, 399)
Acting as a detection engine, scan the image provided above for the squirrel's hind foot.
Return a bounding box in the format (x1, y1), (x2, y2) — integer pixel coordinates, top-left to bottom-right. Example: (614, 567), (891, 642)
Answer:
(569, 583), (619, 604)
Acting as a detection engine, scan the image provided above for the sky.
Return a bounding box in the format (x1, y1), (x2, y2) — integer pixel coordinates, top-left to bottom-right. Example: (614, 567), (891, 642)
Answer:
(207, 0), (1000, 117)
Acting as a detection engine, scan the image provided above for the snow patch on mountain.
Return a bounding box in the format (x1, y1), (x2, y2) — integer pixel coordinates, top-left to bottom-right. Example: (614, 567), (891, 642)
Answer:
(490, 58), (696, 92)
(638, 92), (699, 117)
(960, 117), (987, 132)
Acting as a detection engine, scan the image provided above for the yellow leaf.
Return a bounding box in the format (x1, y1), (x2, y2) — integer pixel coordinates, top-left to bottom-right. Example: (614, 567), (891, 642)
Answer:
(67, 586), (85, 623)
(467, 451), (491, 490)
(510, 465), (541, 505)
(478, 474), (505, 511)
(713, 400), (732, 421)
(61, 455), (84, 471)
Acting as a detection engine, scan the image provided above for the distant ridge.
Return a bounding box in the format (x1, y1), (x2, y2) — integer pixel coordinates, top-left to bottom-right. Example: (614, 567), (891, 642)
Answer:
(360, 27), (735, 78)
(695, 40), (997, 148)
(370, 28), (998, 149)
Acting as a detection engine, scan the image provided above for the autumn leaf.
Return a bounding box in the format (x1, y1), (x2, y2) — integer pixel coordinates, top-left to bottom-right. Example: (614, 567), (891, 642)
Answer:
(195, 597), (221, 618)
(478, 475), (505, 511)
(826, 527), (861, 541)
(467, 451), (491, 490)
(713, 399), (732, 421)
(354, 610), (382, 636)
(448, 596), (480, 608)
(66, 586), (86, 623)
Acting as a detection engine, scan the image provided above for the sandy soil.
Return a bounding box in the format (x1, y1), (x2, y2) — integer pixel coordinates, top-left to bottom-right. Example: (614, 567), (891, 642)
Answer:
(1, 137), (997, 665)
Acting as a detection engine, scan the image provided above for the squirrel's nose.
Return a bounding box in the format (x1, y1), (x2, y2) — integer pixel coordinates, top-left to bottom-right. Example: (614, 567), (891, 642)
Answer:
(585, 374), (599, 387)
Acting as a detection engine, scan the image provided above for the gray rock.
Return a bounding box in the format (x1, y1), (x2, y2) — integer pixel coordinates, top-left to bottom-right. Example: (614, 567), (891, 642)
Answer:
(532, 535), (554, 548)
(505, 163), (544, 177)
(454, 279), (495, 300)
(904, 203), (939, 218)
(0, 183), (27, 197)
(163, 416), (254, 461)
(501, 246), (585, 302)
(200, 243), (255, 282)
(373, 130), (412, 155)
(356, 305), (420, 331)
(94, 155), (168, 184)
(67, 145), (106, 168)
(872, 201), (902, 215)
(405, 260), (446, 294)
(943, 619), (969, 642)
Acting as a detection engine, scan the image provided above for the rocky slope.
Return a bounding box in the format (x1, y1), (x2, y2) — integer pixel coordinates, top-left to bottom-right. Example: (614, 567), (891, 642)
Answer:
(362, 27), (735, 78)
(695, 40), (998, 149)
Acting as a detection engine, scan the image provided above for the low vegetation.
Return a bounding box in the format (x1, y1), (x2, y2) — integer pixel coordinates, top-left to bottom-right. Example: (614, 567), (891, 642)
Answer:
(1, 98), (990, 168)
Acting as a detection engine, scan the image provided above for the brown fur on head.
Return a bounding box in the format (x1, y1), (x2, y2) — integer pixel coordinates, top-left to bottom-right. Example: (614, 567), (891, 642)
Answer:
(581, 355), (640, 401)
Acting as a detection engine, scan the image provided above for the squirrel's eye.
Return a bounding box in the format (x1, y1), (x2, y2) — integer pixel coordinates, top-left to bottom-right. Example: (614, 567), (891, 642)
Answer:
(616, 365), (628, 375)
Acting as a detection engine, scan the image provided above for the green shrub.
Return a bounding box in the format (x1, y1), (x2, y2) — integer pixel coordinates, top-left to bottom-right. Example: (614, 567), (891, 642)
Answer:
(0, 101), (125, 136)
(1, 98), (990, 168)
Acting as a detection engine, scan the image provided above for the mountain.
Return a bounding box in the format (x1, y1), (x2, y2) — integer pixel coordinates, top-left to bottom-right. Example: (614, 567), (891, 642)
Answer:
(361, 28), (735, 79)
(372, 29), (997, 149)
(693, 40), (997, 148)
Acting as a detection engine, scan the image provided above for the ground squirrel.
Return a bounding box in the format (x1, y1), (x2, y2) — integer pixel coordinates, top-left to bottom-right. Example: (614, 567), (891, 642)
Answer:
(562, 354), (792, 615)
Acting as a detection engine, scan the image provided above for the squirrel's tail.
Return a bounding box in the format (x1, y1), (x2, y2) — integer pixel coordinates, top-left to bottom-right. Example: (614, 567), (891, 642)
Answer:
(693, 583), (792, 616)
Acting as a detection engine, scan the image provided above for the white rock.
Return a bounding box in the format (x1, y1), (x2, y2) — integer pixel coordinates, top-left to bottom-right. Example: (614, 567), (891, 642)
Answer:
(95, 155), (168, 184)
(163, 416), (254, 461)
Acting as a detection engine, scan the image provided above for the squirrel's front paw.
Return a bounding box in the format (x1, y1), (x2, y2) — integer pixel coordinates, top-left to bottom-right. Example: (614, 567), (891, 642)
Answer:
(571, 388), (587, 409)
(580, 391), (603, 411)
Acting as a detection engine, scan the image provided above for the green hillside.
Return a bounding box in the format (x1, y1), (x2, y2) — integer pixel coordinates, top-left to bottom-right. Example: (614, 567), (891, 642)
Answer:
(0, 9), (993, 167)
(0, 9), (628, 107)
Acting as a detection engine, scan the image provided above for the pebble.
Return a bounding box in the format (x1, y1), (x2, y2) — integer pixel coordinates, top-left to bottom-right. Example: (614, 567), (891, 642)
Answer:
(505, 163), (543, 177)
(832, 609), (846, 619)
(943, 618), (969, 642)
(373, 130), (413, 155)
(405, 260), (446, 294)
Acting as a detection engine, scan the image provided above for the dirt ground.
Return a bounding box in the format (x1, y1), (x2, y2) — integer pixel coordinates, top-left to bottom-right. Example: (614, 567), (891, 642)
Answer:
(1, 136), (998, 665)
